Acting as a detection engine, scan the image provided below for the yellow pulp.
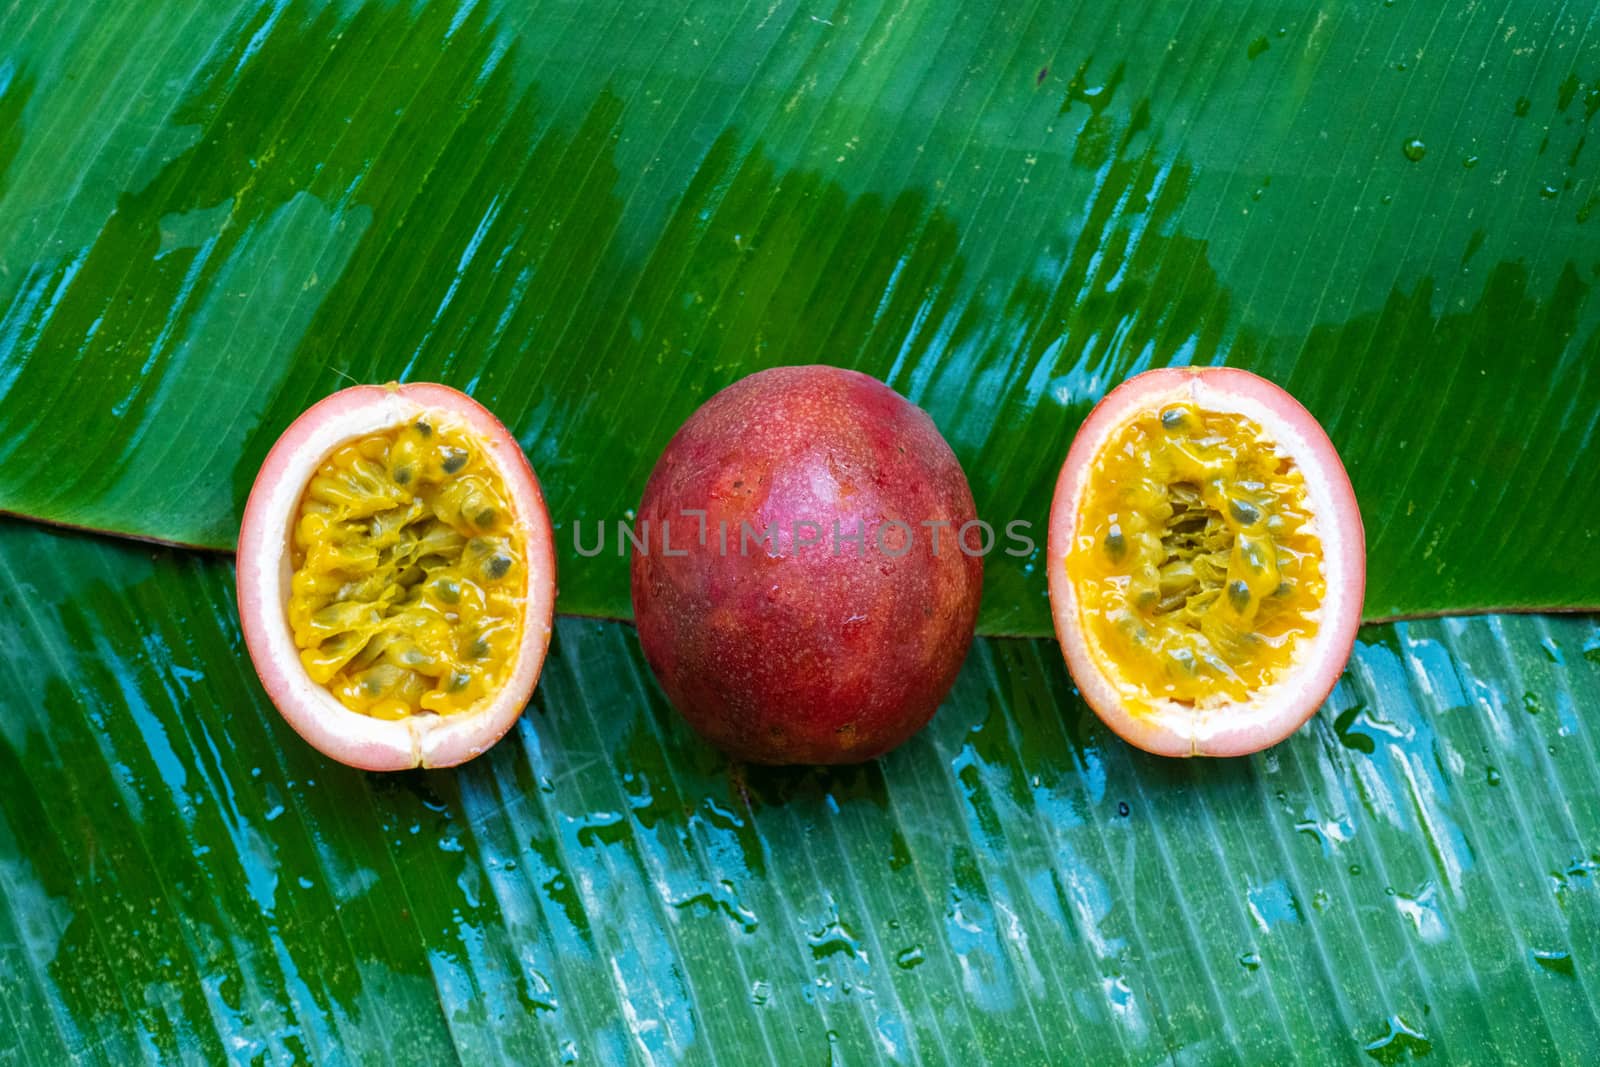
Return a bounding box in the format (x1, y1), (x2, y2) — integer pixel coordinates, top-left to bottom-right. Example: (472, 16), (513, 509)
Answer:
(287, 419), (525, 720)
(1065, 403), (1324, 707)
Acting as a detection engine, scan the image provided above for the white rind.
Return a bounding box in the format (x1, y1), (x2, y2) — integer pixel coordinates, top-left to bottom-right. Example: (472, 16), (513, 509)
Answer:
(237, 384), (556, 771)
(1047, 367), (1366, 758)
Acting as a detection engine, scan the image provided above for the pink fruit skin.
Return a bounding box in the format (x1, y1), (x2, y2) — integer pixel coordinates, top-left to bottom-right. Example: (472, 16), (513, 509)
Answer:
(1046, 366), (1366, 757)
(630, 366), (983, 765)
(237, 382), (556, 771)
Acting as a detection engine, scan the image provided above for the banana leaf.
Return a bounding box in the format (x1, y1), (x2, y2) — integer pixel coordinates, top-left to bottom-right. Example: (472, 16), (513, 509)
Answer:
(4, 1), (1600, 1062)
(1, 0), (1597, 635)
(3, 519), (1599, 1062)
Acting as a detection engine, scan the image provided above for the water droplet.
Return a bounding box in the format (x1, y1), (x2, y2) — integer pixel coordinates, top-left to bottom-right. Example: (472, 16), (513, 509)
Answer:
(1102, 974), (1135, 1013)
(1364, 1015), (1432, 1063)
(559, 1040), (579, 1065)
(1402, 138), (1427, 162)
(750, 979), (772, 1005)
(1540, 184), (1559, 200)
(1463, 154), (1480, 169)
(574, 810), (626, 848)
(1294, 815), (1355, 856)
(1238, 950), (1262, 971)
(1247, 880), (1302, 930)
(1117, 801), (1130, 817)
(1349, 863), (1363, 876)
(1486, 767), (1502, 787)
(1394, 882), (1447, 943)
(1523, 691), (1543, 715)
(670, 879), (760, 933)
(895, 945), (927, 970)
(1333, 701), (1407, 752)
(1531, 949), (1575, 977)
(808, 918), (864, 962)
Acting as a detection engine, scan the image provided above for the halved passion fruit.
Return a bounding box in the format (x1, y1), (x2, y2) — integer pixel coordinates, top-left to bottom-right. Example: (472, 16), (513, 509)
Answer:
(1047, 367), (1364, 757)
(237, 383), (556, 770)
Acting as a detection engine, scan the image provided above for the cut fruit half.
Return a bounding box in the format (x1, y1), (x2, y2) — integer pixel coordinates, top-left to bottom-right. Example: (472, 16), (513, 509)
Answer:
(237, 383), (556, 770)
(1047, 367), (1365, 757)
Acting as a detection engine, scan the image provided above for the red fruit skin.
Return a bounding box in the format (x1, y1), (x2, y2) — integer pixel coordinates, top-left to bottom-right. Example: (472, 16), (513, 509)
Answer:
(630, 366), (983, 765)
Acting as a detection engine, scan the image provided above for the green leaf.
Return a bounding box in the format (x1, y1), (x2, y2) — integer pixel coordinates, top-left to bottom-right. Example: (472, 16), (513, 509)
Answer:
(2, 1), (1598, 636)
(4, 517), (1599, 1061)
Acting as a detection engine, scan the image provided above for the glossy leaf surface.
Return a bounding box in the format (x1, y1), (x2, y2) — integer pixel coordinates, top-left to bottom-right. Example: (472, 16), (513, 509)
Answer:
(1, 1), (1598, 634)
(3, 519), (1598, 1063)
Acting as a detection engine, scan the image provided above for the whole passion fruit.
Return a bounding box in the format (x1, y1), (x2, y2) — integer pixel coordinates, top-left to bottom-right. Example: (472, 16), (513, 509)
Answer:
(237, 383), (556, 770)
(630, 365), (983, 765)
(1047, 367), (1364, 757)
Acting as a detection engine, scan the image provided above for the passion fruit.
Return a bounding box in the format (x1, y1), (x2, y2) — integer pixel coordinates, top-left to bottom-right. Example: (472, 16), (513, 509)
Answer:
(1047, 367), (1364, 757)
(630, 365), (983, 765)
(237, 383), (556, 770)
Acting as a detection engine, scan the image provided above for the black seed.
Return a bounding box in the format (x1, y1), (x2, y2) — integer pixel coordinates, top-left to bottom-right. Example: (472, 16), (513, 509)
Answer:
(1229, 498), (1261, 526)
(393, 466), (413, 486)
(1229, 580), (1252, 611)
(441, 449), (468, 474)
(485, 555), (511, 580)
(414, 420), (433, 437)
(1160, 407), (1187, 430)
(468, 636), (489, 659)
(447, 672), (470, 693)
(476, 507), (497, 528)
(1105, 526), (1127, 561)
(434, 578), (461, 605)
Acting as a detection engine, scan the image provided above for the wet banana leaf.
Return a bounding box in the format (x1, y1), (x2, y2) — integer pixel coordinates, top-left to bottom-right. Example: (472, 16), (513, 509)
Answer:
(3, 518), (1598, 1063)
(2, 1), (1599, 636)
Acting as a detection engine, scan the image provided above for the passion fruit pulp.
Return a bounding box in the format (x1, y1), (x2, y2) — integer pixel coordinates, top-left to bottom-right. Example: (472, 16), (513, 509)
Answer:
(237, 383), (556, 770)
(1047, 367), (1364, 757)
(630, 365), (984, 765)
